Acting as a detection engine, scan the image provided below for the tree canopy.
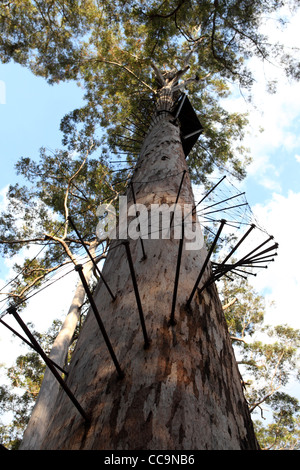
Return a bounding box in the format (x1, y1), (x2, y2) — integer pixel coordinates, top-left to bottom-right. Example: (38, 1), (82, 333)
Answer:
(2, 1), (300, 182)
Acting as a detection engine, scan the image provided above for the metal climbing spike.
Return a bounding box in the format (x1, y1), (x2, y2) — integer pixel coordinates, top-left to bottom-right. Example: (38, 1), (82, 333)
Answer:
(130, 182), (147, 260)
(169, 220), (185, 326)
(186, 219), (226, 308)
(0, 317), (68, 376)
(68, 215), (116, 301)
(123, 241), (150, 349)
(74, 264), (124, 379)
(7, 306), (89, 423)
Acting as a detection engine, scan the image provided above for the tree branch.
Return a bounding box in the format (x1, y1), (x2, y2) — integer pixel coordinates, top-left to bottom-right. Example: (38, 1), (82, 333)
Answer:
(0, 237), (46, 245)
(1, 260), (72, 302)
(223, 297), (238, 310)
(45, 234), (77, 265)
(150, 61), (166, 88)
(210, 0), (238, 77)
(147, 0), (186, 19)
(249, 387), (280, 413)
(231, 336), (247, 344)
(63, 141), (94, 239)
(92, 56), (155, 93)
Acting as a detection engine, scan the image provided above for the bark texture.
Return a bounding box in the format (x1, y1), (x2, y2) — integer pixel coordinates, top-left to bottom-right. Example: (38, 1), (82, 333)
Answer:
(32, 113), (259, 450)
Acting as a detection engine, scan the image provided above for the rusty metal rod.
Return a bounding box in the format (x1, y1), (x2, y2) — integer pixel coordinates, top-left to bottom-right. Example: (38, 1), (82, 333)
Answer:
(201, 202), (248, 217)
(244, 259), (274, 265)
(7, 306), (89, 422)
(232, 268), (257, 276)
(0, 317), (68, 376)
(230, 270), (248, 279)
(201, 191), (246, 212)
(191, 176), (226, 217)
(236, 235), (274, 264)
(123, 241), (150, 348)
(186, 219), (226, 308)
(130, 182), (147, 260)
(220, 224), (256, 265)
(124, 119), (146, 137)
(240, 243), (279, 265)
(198, 243), (278, 295)
(169, 221), (185, 326)
(115, 134), (143, 144)
(75, 265), (124, 379)
(68, 216), (116, 301)
(170, 170), (186, 231)
(240, 264), (269, 268)
(247, 253), (277, 262)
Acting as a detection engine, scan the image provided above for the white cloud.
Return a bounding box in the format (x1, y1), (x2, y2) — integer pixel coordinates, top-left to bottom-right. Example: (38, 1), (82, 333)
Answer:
(258, 177), (282, 192)
(0, 185), (9, 211)
(246, 189), (300, 405)
(222, 8), (300, 195)
(245, 153), (282, 191)
(237, 11), (300, 329)
(249, 190), (300, 329)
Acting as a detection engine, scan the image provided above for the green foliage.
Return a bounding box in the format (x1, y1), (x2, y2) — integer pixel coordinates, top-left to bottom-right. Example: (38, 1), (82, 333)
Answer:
(219, 276), (300, 448)
(222, 277), (265, 339)
(254, 393), (300, 450)
(2, 1), (299, 182)
(242, 325), (300, 411)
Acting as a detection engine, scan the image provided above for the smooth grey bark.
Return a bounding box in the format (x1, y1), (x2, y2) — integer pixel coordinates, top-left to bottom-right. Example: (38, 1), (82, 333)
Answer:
(33, 106), (259, 450)
(20, 245), (96, 450)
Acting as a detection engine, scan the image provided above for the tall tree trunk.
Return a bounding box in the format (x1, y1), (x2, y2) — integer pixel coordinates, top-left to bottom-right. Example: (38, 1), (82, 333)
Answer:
(22, 95), (259, 450)
(19, 244), (96, 450)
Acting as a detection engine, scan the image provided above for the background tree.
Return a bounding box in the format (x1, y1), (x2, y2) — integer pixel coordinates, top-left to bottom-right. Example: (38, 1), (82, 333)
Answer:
(254, 395), (300, 450)
(220, 277), (300, 414)
(219, 276), (300, 449)
(3, 0), (300, 183)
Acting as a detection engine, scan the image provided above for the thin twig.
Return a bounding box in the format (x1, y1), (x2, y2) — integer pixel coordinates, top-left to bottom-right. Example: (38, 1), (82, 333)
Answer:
(63, 141), (94, 239)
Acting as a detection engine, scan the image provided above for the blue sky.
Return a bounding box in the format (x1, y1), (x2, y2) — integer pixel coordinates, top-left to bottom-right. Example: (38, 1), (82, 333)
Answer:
(0, 63), (87, 365)
(0, 8), (300, 419)
(0, 62), (84, 189)
(0, 62), (84, 280)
